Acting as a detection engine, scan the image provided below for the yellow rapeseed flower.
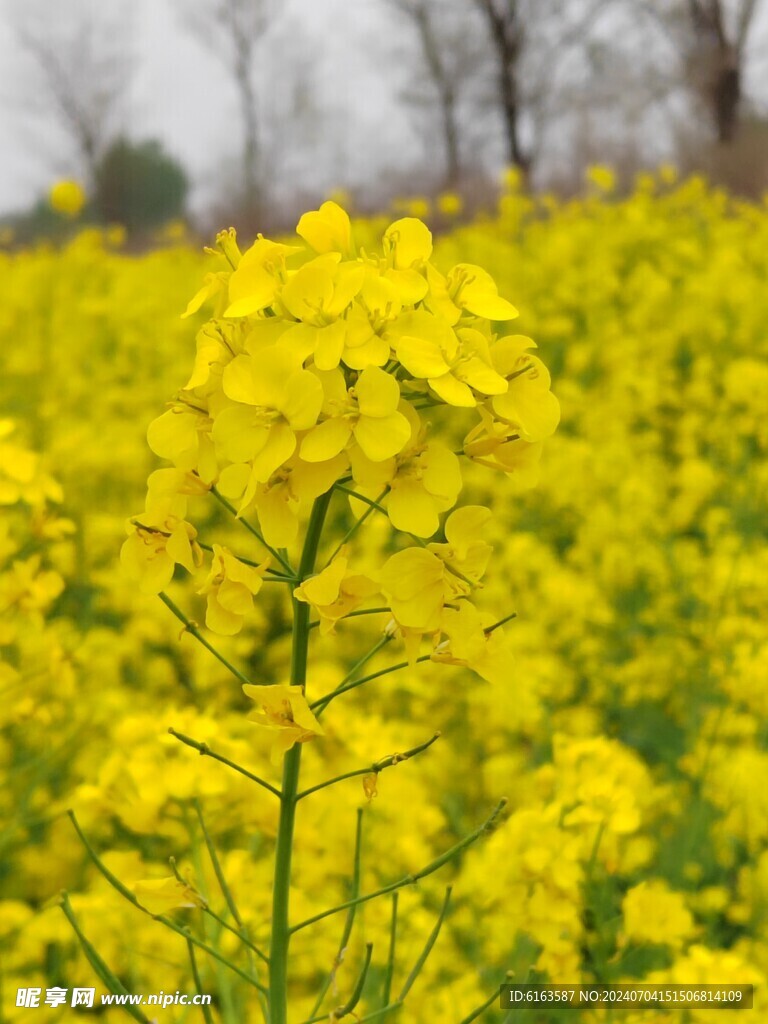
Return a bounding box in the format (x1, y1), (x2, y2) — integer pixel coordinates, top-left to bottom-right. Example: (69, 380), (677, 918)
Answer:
(243, 683), (324, 763)
(49, 180), (85, 217)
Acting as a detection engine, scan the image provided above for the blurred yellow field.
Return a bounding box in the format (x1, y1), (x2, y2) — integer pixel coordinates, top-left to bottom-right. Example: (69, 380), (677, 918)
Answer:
(2, 173), (768, 1022)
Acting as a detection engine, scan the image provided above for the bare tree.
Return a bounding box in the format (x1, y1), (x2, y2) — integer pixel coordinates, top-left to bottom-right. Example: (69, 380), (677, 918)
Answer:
(636, 0), (764, 143)
(9, 0), (133, 184)
(473, 0), (529, 172)
(180, 0), (274, 209)
(681, 0), (762, 141)
(383, 0), (487, 186)
(470, 0), (624, 176)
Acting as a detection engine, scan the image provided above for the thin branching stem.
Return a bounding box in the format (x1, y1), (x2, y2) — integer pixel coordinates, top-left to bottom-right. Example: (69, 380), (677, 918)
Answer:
(325, 487), (390, 567)
(67, 810), (268, 996)
(312, 610), (517, 711)
(333, 484), (387, 516)
(129, 521), (291, 580)
(382, 893), (398, 1009)
(311, 652), (432, 712)
(357, 1003), (404, 1022)
(333, 484), (478, 589)
(210, 486), (295, 576)
(290, 800), (507, 934)
(313, 635), (393, 717)
(296, 732), (441, 802)
(309, 809), (364, 1019)
(203, 905), (268, 965)
(332, 942), (373, 1020)
(193, 798), (268, 966)
(60, 894), (152, 1024)
(159, 592), (252, 686)
(194, 799), (243, 927)
(459, 987), (505, 1023)
(397, 886), (452, 1001)
(169, 728), (281, 799)
(485, 611), (517, 633)
(308, 607), (392, 631)
(186, 938), (215, 1024)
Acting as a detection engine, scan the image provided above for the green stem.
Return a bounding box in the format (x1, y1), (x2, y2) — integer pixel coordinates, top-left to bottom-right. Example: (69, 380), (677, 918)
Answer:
(130, 521), (291, 579)
(356, 1004), (404, 1022)
(332, 942), (373, 1020)
(210, 486), (295, 577)
(67, 811), (266, 995)
(169, 728), (281, 799)
(308, 607), (392, 631)
(60, 894), (153, 1024)
(290, 800), (507, 935)
(382, 893), (398, 1008)
(333, 484), (478, 589)
(309, 809), (365, 1019)
(314, 636), (393, 718)
(186, 938), (216, 1024)
(397, 886), (452, 1001)
(311, 653), (432, 713)
(485, 611), (517, 633)
(333, 483), (387, 516)
(312, 611), (516, 712)
(159, 592), (252, 686)
(325, 488), (389, 567)
(269, 490), (333, 1024)
(296, 732), (440, 802)
(204, 905), (269, 965)
(458, 986), (504, 1023)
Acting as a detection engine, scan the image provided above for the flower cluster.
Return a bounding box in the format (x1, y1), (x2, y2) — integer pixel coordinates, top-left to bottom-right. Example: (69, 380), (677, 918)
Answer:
(121, 201), (559, 759)
(131, 201), (556, 546)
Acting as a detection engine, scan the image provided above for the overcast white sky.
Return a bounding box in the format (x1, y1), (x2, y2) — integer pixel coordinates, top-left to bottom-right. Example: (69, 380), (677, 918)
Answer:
(1, 0), (767, 217)
(0, 0), (425, 216)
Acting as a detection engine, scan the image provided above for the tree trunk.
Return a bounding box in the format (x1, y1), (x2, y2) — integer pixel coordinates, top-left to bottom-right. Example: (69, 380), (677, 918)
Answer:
(439, 86), (461, 186)
(478, 0), (530, 173)
(412, 3), (462, 186)
(712, 57), (740, 142)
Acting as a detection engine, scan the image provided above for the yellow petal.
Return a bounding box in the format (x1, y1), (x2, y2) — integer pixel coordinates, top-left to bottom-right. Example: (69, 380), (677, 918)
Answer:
(147, 409), (201, 464)
(296, 556), (347, 606)
(217, 462), (252, 503)
(461, 356), (508, 396)
(291, 453), (349, 498)
(282, 262), (335, 322)
(297, 201), (353, 255)
(388, 479), (440, 537)
(251, 422), (297, 482)
(257, 486), (299, 547)
(282, 370), (324, 430)
(354, 366), (400, 418)
(205, 595), (243, 635)
(354, 411), (410, 461)
(451, 264), (519, 320)
(383, 217), (433, 269)
(396, 335), (450, 379)
(300, 418), (352, 462)
(428, 373), (476, 408)
(342, 332), (391, 371)
(212, 406), (271, 464)
(221, 354), (257, 404)
(166, 525), (196, 572)
(133, 878), (205, 915)
(444, 506), (492, 551)
(313, 321), (347, 371)
(420, 445), (462, 503)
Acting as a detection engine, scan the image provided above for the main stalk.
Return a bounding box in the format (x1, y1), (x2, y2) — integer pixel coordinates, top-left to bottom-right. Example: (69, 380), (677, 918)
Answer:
(268, 490), (333, 1024)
